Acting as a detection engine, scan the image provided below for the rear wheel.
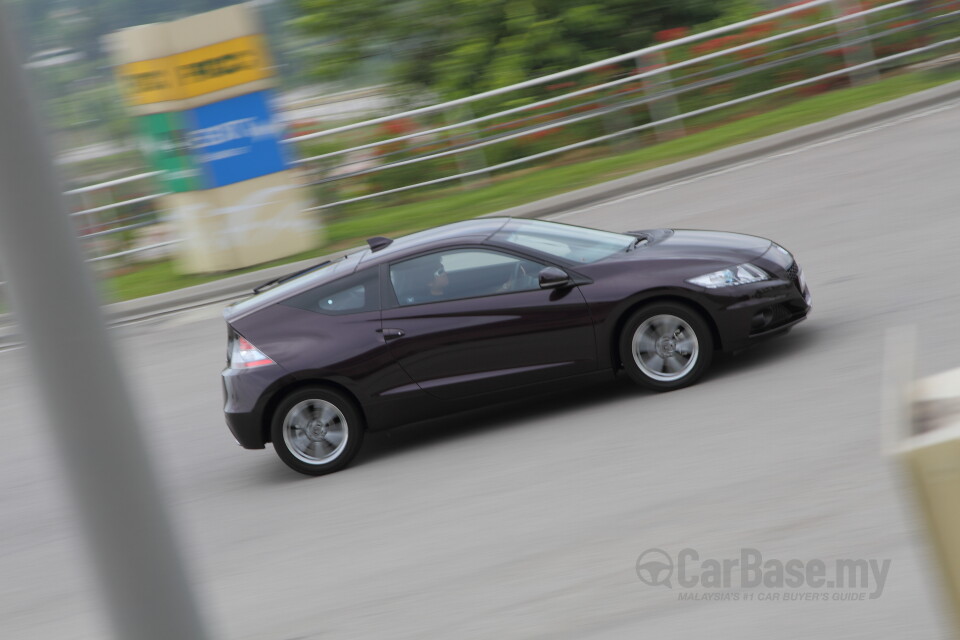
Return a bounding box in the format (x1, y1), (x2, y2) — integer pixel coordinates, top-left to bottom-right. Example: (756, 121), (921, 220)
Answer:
(619, 303), (713, 391)
(270, 387), (364, 476)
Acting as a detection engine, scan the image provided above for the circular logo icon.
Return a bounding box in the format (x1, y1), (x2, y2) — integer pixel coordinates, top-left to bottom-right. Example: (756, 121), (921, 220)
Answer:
(636, 548), (674, 588)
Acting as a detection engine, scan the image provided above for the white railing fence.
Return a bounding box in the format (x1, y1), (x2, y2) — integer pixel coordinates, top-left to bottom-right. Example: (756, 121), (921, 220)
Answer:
(294, 0), (958, 210)
(64, 171), (173, 263)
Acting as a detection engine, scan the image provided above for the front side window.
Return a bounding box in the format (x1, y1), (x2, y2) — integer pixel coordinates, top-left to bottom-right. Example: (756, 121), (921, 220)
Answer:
(390, 249), (544, 306)
(494, 219), (634, 264)
(282, 270), (380, 315)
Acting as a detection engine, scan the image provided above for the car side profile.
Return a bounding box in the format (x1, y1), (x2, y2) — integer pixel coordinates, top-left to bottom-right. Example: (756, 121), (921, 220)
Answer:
(221, 217), (811, 475)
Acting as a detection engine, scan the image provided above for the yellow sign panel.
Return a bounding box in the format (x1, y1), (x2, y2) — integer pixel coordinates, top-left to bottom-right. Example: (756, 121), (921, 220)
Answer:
(118, 35), (271, 106)
(119, 57), (178, 104)
(174, 35), (271, 99)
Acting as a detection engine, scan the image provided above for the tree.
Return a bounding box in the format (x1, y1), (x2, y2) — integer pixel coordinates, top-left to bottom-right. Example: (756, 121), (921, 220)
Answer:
(296, 0), (741, 98)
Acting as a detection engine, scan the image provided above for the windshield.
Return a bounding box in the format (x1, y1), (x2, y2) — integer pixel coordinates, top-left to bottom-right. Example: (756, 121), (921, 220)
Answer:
(493, 219), (635, 264)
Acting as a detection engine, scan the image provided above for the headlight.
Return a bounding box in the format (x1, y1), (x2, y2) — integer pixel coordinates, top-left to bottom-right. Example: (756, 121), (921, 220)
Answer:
(686, 263), (770, 288)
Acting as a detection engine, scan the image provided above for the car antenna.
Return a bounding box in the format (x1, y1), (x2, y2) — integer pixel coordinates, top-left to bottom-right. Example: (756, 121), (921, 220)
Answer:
(367, 236), (392, 252)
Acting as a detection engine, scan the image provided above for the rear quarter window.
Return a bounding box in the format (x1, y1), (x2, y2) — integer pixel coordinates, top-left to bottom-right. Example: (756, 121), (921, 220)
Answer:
(281, 270), (380, 315)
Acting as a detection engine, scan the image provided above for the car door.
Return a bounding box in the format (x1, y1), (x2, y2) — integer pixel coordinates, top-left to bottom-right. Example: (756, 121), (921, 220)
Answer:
(379, 248), (597, 400)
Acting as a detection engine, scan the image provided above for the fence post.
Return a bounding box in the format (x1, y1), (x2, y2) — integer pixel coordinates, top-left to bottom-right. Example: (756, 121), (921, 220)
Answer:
(300, 149), (340, 222)
(593, 68), (640, 150)
(908, 0), (936, 53)
(831, 0), (880, 85)
(637, 49), (685, 142)
(444, 103), (489, 188)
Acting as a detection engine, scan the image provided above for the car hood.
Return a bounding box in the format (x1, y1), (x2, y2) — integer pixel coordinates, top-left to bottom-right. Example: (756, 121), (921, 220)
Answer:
(626, 229), (772, 264)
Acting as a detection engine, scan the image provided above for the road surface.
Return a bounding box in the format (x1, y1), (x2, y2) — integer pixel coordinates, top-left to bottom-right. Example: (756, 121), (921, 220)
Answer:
(2, 101), (959, 639)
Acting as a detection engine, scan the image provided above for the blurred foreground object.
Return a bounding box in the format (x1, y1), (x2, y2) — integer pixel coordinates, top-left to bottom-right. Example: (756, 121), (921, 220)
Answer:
(0, 9), (211, 640)
(888, 330), (960, 637)
(112, 4), (317, 273)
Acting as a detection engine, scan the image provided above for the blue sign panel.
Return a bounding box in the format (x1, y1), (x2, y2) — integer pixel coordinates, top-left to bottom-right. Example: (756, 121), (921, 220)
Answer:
(185, 90), (289, 189)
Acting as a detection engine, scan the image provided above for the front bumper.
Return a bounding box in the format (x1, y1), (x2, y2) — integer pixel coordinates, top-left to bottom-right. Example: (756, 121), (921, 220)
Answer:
(709, 259), (811, 352)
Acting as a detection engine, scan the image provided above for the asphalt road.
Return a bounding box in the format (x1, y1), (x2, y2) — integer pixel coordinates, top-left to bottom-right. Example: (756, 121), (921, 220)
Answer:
(3, 100), (960, 639)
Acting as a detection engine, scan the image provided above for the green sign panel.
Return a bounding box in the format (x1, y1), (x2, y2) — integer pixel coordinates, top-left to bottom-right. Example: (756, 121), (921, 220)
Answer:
(135, 111), (204, 193)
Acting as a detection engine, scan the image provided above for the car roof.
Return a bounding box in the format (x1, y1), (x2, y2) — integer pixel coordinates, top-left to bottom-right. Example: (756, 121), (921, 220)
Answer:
(358, 217), (511, 266)
(226, 217), (595, 322)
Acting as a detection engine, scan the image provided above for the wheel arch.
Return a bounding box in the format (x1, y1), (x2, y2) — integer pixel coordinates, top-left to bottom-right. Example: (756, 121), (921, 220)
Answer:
(608, 292), (722, 371)
(260, 378), (367, 446)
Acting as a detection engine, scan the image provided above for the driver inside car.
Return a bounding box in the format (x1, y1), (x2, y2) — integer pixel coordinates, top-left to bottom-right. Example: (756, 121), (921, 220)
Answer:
(396, 257), (449, 304)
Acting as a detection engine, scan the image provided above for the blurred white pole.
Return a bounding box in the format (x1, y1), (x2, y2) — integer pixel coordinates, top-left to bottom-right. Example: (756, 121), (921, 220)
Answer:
(443, 103), (489, 188)
(637, 50), (685, 142)
(831, 0), (880, 86)
(0, 12), (211, 640)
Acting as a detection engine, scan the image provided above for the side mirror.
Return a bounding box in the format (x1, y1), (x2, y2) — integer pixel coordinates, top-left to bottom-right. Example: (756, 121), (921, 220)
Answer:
(538, 266), (572, 289)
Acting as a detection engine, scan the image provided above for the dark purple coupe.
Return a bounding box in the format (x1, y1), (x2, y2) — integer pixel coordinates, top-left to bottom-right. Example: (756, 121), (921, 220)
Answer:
(222, 218), (811, 475)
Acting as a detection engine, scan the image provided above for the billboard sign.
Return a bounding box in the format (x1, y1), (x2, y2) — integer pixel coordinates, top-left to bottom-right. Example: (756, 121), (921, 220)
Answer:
(135, 111), (204, 193)
(184, 90), (289, 189)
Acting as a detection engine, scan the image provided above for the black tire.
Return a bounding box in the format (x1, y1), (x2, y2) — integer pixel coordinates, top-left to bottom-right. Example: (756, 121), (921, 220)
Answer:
(270, 386), (365, 476)
(618, 302), (714, 391)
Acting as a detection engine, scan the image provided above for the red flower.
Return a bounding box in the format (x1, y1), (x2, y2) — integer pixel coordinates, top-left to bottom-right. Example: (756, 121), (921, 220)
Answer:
(745, 22), (776, 38)
(381, 118), (417, 136)
(737, 45), (767, 61)
(654, 27), (690, 43)
(692, 34), (743, 56)
(798, 80), (833, 96)
(589, 64), (619, 79)
(825, 46), (860, 58)
(692, 40), (717, 55)
(375, 141), (404, 156)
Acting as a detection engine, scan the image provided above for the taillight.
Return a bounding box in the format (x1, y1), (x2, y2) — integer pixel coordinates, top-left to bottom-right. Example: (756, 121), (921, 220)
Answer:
(229, 334), (275, 369)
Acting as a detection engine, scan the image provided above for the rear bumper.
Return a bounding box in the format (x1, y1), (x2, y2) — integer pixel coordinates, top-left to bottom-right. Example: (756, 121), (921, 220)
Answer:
(222, 366), (273, 449)
(224, 407), (265, 449)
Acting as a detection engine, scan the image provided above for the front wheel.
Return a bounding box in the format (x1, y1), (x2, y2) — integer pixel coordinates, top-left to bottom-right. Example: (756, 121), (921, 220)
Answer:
(270, 387), (365, 476)
(619, 303), (714, 391)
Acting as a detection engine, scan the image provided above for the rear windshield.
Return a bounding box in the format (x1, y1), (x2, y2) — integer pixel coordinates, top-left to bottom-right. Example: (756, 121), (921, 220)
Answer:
(493, 219), (634, 264)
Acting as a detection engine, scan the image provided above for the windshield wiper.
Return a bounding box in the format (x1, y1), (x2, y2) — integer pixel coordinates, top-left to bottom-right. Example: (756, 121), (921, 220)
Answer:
(253, 260), (332, 294)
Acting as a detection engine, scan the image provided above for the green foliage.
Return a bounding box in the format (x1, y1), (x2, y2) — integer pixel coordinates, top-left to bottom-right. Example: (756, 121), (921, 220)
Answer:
(295, 0), (739, 98)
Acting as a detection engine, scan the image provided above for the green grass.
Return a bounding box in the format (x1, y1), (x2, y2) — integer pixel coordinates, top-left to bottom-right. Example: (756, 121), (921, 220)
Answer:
(107, 66), (960, 301)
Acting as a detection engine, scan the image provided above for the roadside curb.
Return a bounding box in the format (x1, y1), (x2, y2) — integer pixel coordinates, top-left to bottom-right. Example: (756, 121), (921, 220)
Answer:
(1, 78), (958, 348)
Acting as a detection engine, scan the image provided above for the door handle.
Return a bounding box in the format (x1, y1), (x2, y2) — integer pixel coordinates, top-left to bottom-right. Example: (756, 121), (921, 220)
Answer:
(377, 328), (405, 341)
